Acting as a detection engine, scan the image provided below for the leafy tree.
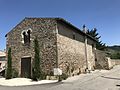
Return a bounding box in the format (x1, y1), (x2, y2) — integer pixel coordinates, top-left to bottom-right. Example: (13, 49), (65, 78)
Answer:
(87, 28), (106, 50)
(32, 37), (42, 81)
(6, 48), (12, 79)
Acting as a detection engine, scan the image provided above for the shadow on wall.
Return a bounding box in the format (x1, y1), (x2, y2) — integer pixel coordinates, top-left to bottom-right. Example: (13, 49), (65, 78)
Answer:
(95, 49), (113, 70)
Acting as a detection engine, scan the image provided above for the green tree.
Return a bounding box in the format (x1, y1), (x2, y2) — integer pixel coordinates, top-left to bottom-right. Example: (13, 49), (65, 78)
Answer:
(87, 28), (106, 50)
(6, 48), (12, 79)
(87, 28), (101, 40)
(32, 37), (42, 81)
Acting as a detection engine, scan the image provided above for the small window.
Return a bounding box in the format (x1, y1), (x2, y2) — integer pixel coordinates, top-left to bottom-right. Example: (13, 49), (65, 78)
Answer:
(95, 59), (97, 61)
(23, 32), (27, 44)
(92, 44), (94, 53)
(73, 33), (76, 39)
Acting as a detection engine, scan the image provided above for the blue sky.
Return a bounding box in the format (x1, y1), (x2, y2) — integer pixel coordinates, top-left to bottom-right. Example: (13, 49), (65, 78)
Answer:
(0, 0), (120, 50)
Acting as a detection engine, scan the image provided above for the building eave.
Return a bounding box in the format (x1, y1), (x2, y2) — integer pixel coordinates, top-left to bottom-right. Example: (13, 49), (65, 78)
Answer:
(55, 18), (98, 42)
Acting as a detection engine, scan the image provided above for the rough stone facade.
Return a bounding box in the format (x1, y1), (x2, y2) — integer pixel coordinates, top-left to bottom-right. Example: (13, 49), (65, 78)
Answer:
(6, 18), (58, 76)
(111, 59), (120, 66)
(57, 21), (96, 75)
(6, 17), (96, 77)
(95, 49), (113, 70)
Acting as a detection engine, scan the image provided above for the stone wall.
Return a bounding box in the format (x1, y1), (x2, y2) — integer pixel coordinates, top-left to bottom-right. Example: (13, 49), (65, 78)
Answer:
(6, 18), (97, 77)
(57, 34), (86, 75)
(57, 21), (96, 76)
(6, 18), (58, 76)
(111, 59), (120, 66)
(87, 38), (96, 71)
(95, 49), (113, 70)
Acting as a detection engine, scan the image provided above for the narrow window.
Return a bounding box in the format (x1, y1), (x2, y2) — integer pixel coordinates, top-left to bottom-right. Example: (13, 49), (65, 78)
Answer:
(23, 32), (28, 44)
(22, 30), (31, 45)
(22, 29), (31, 45)
(27, 30), (31, 44)
(92, 44), (94, 53)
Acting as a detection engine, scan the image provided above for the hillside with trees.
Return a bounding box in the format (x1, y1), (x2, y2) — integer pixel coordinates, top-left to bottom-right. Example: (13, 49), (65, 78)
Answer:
(107, 45), (120, 59)
(86, 26), (120, 59)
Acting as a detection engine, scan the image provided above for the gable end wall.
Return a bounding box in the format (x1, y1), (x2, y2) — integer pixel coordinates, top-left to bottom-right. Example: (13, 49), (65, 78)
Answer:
(6, 18), (58, 76)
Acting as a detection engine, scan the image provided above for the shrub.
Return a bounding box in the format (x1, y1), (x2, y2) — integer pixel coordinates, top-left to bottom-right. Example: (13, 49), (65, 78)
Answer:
(6, 48), (12, 79)
(58, 73), (68, 81)
(61, 73), (68, 80)
(12, 69), (18, 78)
(49, 71), (54, 76)
(32, 37), (42, 81)
(41, 72), (46, 80)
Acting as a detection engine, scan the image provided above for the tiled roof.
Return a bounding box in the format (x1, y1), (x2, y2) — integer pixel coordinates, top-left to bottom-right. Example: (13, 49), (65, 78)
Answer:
(23, 17), (98, 42)
(6, 17), (97, 42)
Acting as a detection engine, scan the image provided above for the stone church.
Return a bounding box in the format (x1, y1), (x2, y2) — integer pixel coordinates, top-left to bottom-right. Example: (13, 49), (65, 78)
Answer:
(5, 17), (97, 78)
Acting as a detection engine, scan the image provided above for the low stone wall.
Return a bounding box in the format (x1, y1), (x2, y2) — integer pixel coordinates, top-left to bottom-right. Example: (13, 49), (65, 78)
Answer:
(111, 59), (120, 66)
(95, 49), (113, 70)
(107, 57), (113, 69)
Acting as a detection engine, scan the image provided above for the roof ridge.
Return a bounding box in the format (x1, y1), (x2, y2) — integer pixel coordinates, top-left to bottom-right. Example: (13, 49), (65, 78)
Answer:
(5, 17), (97, 42)
(25, 17), (63, 19)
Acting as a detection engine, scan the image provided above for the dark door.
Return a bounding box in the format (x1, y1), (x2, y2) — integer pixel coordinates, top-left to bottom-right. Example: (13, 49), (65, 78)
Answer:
(21, 57), (31, 78)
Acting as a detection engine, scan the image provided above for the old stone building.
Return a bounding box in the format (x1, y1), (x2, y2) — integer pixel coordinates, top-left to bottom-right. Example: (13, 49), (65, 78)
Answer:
(6, 17), (97, 77)
(0, 51), (6, 73)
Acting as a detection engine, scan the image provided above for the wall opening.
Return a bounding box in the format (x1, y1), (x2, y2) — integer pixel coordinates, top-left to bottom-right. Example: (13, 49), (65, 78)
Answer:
(21, 57), (31, 78)
(22, 29), (31, 45)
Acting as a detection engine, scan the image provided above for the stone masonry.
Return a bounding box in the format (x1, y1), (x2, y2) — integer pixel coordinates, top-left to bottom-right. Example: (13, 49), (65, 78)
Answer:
(6, 17), (97, 77)
(57, 21), (96, 75)
(6, 18), (58, 76)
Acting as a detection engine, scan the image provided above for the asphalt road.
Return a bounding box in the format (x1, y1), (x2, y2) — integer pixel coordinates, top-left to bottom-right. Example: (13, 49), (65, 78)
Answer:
(1, 65), (120, 90)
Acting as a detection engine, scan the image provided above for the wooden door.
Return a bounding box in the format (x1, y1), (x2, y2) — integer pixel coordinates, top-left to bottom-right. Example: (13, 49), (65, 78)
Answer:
(21, 57), (31, 78)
